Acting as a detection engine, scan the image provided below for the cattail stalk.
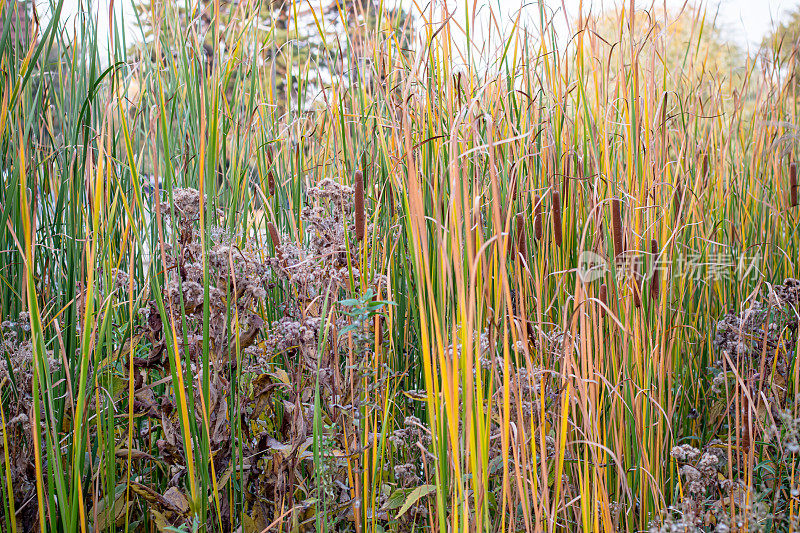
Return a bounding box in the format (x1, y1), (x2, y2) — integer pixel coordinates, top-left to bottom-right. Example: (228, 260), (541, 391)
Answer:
(632, 269), (642, 308)
(267, 170), (275, 197)
(552, 190), (562, 247)
(373, 290), (382, 347)
(267, 222), (280, 247)
(612, 198), (624, 257)
(650, 239), (660, 301)
(508, 176), (518, 212)
(354, 170), (365, 241)
(267, 221), (281, 261)
(533, 195), (543, 240)
(599, 283), (608, 314)
(515, 213), (527, 259)
(266, 144), (276, 196)
(673, 182), (683, 217)
(790, 162), (798, 207)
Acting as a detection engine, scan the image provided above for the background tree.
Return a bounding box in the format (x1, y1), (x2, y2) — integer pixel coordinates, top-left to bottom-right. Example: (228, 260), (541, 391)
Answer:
(124, 0), (413, 181)
(761, 5), (800, 65)
(585, 3), (745, 87)
(130, 0), (413, 105)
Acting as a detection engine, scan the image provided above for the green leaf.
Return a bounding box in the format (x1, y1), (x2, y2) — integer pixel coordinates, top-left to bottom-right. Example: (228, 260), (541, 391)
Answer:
(383, 487), (412, 510)
(338, 324), (359, 336)
(396, 484), (436, 519)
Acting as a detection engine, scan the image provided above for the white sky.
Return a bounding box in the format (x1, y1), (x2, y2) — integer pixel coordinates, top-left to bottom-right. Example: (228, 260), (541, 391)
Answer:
(42, 0), (799, 56)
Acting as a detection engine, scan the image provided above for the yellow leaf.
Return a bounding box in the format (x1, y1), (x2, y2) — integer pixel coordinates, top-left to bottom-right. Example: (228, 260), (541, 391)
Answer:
(272, 368), (291, 385)
(95, 490), (131, 531)
(163, 487), (190, 515)
(150, 509), (172, 532)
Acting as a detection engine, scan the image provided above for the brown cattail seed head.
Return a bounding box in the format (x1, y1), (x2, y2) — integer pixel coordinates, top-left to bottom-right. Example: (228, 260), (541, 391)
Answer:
(632, 271), (642, 308)
(790, 162), (798, 207)
(267, 170), (275, 197)
(612, 198), (624, 257)
(515, 213), (527, 259)
(354, 170), (365, 241)
(456, 71), (465, 103)
(533, 195), (543, 240)
(599, 284), (608, 309)
(508, 177), (518, 208)
(673, 182), (683, 217)
(267, 222), (280, 251)
(650, 239), (660, 301)
(552, 191), (563, 248)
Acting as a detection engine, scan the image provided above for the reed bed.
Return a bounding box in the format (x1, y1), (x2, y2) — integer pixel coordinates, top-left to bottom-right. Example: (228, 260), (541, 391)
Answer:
(0, 0), (799, 532)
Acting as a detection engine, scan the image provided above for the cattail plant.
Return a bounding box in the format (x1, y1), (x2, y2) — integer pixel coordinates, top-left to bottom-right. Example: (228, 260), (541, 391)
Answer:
(673, 181), (683, 217)
(373, 290), (382, 347)
(267, 145), (276, 196)
(650, 239), (660, 301)
(599, 283), (608, 313)
(515, 213), (527, 259)
(355, 170), (365, 241)
(632, 268), (642, 308)
(455, 71), (467, 105)
(8, 3), (800, 532)
(612, 198), (624, 257)
(552, 190), (563, 247)
(267, 170), (276, 197)
(268, 221), (280, 251)
(508, 175), (518, 216)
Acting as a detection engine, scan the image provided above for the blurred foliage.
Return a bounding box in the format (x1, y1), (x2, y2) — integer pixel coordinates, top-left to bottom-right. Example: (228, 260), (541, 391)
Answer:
(131, 0), (414, 103)
(586, 4), (745, 84)
(762, 5), (800, 63)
